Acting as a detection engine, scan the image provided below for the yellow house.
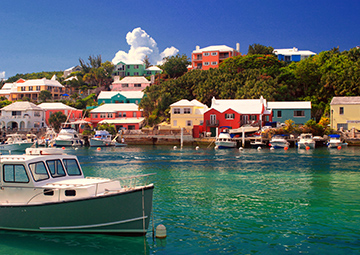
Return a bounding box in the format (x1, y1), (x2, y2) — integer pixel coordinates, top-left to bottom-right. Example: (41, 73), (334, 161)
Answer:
(170, 99), (208, 129)
(330, 96), (360, 130)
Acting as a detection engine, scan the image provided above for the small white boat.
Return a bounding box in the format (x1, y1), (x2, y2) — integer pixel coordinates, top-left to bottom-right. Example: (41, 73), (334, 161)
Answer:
(38, 128), (57, 147)
(327, 134), (348, 148)
(297, 133), (315, 149)
(90, 130), (113, 147)
(269, 135), (290, 149)
(55, 128), (83, 147)
(215, 129), (237, 149)
(0, 134), (35, 151)
(250, 136), (266, 148)
(0, 148), (154, 236)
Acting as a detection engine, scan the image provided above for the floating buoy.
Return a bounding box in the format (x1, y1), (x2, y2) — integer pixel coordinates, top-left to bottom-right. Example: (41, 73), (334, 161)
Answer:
(215, 146), (218, 150)
(270, 147), (274, 150)
(284, 147), (288, 151)
(74, 147), (78, 150)
(173, 146), (177, 150)
(62, 147), (65, 150)
(97, 147), (101, 151)
(156, 224), (167, 239)
(306, 146), (310, 150)
(257, 146), (261, 150)
(239, 147), (243, 151)
(337, 146), (342, 150)
(195, 146), (199, 150)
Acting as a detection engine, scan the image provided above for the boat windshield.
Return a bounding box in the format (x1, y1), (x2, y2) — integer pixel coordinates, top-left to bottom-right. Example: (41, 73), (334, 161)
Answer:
(28, 161), (50, 182)
(63, 159), (82, 176)
(46, 160), (66, 178)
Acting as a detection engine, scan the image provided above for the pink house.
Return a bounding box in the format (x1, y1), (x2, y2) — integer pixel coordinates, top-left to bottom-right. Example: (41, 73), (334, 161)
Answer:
(111, 76), (151, 92)
(38, 102), (83, 126)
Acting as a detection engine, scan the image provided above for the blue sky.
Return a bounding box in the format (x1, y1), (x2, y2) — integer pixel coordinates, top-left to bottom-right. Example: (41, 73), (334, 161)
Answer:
(1, 0), (359, 79)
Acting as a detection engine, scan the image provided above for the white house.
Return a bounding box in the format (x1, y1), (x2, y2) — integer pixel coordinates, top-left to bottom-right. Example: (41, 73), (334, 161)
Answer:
(0, 101), (46, 131)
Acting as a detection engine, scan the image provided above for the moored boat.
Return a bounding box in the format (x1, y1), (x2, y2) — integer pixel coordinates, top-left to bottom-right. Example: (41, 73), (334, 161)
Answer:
(0, 148), (154, 236)
(90, 130), (113, 147)
(250, 136), (267, 148)
(215, 129), (237, 149)
(327, 134), (348, 148)
(298, 133), (315, 149)
(55, 128), (83, 147)
(269, 135), (290, 149)
(0, 134), (34, 151)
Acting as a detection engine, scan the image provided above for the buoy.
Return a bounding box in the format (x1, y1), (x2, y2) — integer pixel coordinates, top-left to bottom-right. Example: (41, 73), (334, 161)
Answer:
(306, 146), (310, 150)
(173, 146), (177, 150)
(239, 147), (243, 151)
(337, 146), (342, 150)
(284, 146), (288, 151)
(156, 224), (167, 239)
(257, 146), (261, 150)
(74, 147), (78, 150)
(215, 146), (218, 150)
(270, 147), (274, 150)
(195, 146), (199, 150)
(62, 147), (65, 150)
(97, 147), (101, 151)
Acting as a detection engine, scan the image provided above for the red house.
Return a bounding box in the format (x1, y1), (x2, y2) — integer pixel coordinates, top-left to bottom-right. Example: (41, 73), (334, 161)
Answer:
(203, 97), (272, 136)
(38, 102), (83, 126)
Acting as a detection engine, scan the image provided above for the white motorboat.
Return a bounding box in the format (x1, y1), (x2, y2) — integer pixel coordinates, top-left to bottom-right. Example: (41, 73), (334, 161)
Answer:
(250, 136), (267, 148)
(0, 148), (154, 236)
(269, 135), (290, 149)
(327, 134), (348, 148)
(215, 129), (237, 149)
(38, 128), (57, 147)
(55, 128), (83, 147)
(297, 133), (316, 149)
(90, 130), (113, 147)
(0, 134), (35, 151)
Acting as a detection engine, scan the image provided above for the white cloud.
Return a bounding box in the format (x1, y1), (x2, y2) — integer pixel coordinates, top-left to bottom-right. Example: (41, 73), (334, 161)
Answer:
(112, 27), (179, 66)
(0, 71), (5, 79)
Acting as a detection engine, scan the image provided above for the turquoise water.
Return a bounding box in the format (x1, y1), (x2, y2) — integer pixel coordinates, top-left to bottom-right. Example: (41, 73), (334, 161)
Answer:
(1, 146), (360, 254)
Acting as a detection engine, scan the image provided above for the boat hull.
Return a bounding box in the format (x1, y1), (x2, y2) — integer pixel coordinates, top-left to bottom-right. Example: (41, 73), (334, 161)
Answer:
(0, 142), (34, 151)
(298, 142), (315, 149)
(89, 138), (112, 147)
(269, 142), (289, 149)
(55, 139), (82, 147)
(0, 185), (154, 236)
(215, 141), (237, 149)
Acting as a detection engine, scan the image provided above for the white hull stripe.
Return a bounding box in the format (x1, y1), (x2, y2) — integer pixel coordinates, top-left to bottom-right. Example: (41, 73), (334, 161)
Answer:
(39, 216), (147, 230)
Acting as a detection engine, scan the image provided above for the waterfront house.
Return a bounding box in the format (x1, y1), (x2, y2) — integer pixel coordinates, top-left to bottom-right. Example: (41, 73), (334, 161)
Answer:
(97, 91), (143, 105)
(203, 97), (271, 136)
(0, 101), (46, 131)
(330, 96), (360, 130)
(273, 47), (316, 62)
(38, 102), (83, 126)
(111, 76), (151, 92)
(0, 77), (65, 101)
(267, 101), (311, 125)
(189, 44), (241, 70)
(170, 99), (208, 130)
(90, 103), (144, 130)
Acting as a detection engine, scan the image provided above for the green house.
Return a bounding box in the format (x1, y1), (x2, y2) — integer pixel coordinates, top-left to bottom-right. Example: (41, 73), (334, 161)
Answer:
(113, 61), (162, 77)
(97, 91), (144, 105)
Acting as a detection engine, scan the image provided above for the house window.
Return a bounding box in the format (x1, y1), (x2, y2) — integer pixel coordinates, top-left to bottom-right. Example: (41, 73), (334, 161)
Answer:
(184, 108), (191, 114)
(277, 111), (282, 118)
(122, 84), (129, 88)
(186, 120), (192, 126)
(294, 111), (305, 117)
(133, 112), (137, 117)
(173, 108), (181, 114)
(250, 115), (257, 121)
(94, 114), (98, 118)
(204, 62), (210, 66)
(12, 111), (21, 116)
(225, 113), (235, 119)
(339, 107), (344, 115)
(21, 87), (25, 91)
(34, 112), (40, 117)
(123, 112), (126, 117)
(134, 84), (141, 87)
(337, 123), (348, 130)
(203, 52), (210, 56)
(118, 112), (122, 117)
(211, 62), (218, 65)
(173, 120), (177, 126)
(284, 56), (291, 61)
(134, 72), (139, 75)
(211, 52), (218, 56)
(134, 65), (139, 69)
(28, 86), (33, 91)
(36, 86), (40, 90)
(127, 65), (130, 69)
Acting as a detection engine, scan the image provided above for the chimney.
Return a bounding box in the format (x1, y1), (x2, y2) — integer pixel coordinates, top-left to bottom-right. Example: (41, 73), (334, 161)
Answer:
(236, 43), (240, 52)
(196, 45), (200, 51)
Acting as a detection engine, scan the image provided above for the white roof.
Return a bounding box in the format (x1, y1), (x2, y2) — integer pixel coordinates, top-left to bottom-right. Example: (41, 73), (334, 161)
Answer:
(98, 91), (144, 99)
(1, 101), (43, 111)
(267, 101), (311, 109)
(208, 97), (266, 114)
(38, 102), (79, 111)
(170, 99), (208, 108)
(21, 78), (64, 88)
(1, 83), (13, 90)
(99, 117), (145, 124)
(193, 45), (237, 53)
(146, 66), (162, 71)
(273, 47), (316, 56)
(90, 103), (140, 113)
(113, 76), (150, 84)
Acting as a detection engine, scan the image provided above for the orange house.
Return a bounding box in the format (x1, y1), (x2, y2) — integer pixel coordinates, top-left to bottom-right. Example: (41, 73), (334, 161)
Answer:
(189, 44), (241, 70)
(38, 102), (83, 126)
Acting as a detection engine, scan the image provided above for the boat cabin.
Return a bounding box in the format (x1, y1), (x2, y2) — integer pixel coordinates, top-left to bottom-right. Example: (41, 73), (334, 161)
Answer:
(0, 148), (121, 205)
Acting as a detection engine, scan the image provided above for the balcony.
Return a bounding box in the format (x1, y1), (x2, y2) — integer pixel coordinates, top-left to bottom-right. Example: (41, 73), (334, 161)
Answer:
(206, 119), (219, 127)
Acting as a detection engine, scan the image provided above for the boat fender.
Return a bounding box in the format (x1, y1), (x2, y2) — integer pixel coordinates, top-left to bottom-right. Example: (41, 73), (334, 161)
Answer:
(156, 224), (167, 239)
(257, 147), (261, 150)
(284, 147), (288, 151)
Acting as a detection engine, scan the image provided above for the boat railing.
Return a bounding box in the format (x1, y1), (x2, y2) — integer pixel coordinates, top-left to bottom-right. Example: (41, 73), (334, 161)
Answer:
(1, 173), (155, 205)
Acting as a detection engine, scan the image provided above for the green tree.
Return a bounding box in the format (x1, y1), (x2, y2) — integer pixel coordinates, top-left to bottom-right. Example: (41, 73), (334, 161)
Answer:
(143, 55), (151, 68)
(39, 90), (52, 102)
(248, 44), (274, 55)
(160, 54), (190, 78)
(48, 112), (67, 132)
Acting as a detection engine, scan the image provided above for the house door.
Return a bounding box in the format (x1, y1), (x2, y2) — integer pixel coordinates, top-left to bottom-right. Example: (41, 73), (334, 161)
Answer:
(210, 114), (216, 125)
(241, 115), (248, 126)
